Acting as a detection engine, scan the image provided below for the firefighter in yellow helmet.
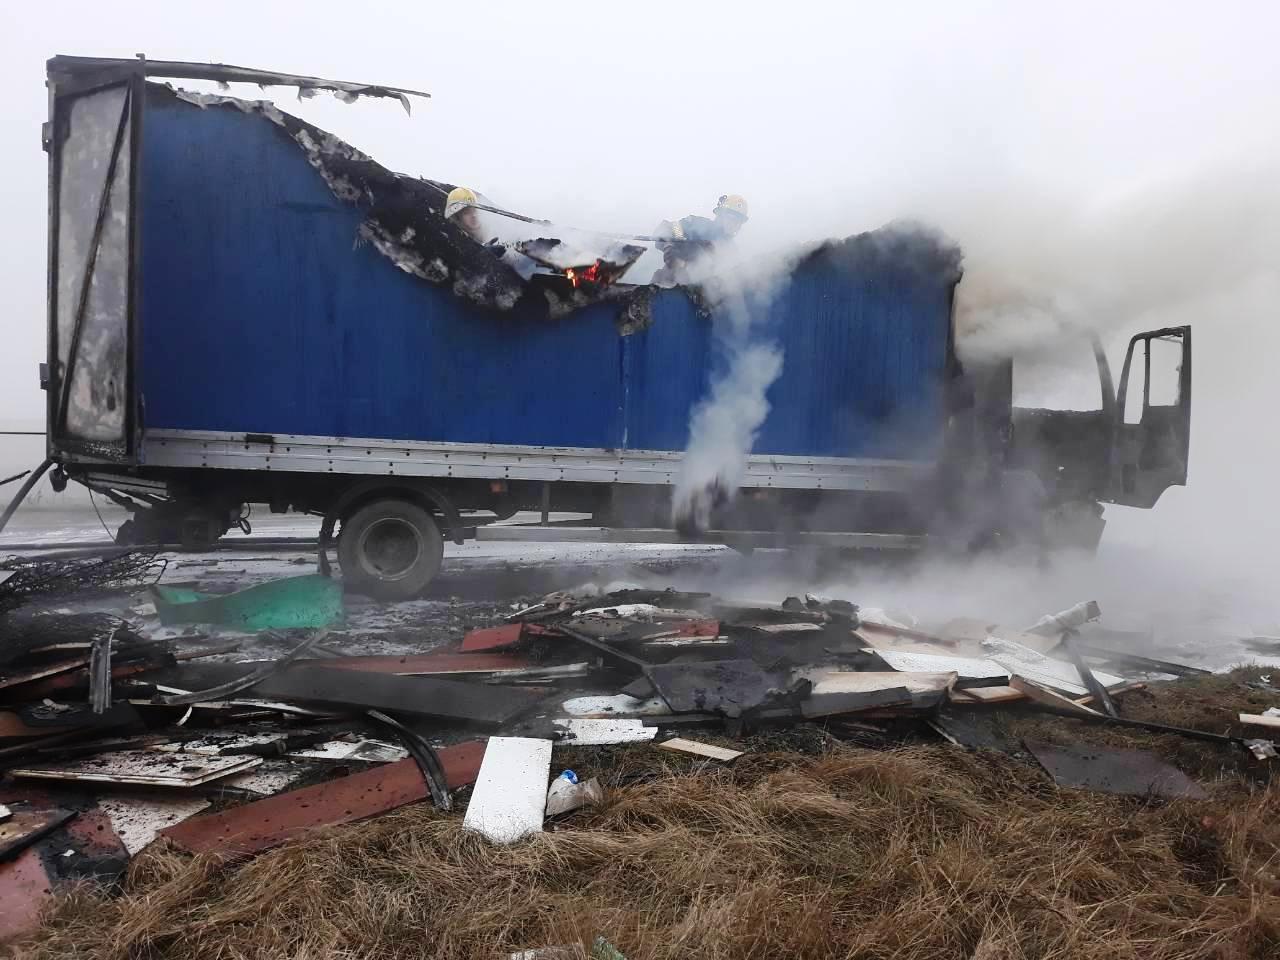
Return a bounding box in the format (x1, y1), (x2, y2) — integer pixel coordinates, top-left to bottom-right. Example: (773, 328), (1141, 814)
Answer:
(651, 194), (749, 286)
(443, 185), (538, 281)
(443, 186), (484, 242)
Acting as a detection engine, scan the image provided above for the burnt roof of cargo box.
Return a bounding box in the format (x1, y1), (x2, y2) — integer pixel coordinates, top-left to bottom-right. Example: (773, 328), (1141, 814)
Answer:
(46, 55), (428, 111)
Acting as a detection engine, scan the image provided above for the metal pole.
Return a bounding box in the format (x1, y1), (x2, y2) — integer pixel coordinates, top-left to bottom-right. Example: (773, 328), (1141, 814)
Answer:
(468, 202), (665, 244)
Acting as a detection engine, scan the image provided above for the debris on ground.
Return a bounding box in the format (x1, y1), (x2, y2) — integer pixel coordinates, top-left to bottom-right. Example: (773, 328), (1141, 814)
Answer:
(0, 574), (1275, 952)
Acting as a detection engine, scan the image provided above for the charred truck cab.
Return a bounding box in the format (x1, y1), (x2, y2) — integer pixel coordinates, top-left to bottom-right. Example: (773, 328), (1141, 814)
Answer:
(38, 56), (1191, 598)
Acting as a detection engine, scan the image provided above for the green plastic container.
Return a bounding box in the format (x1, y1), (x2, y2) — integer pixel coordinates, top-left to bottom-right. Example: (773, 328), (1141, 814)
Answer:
(151, 574), (344, 631)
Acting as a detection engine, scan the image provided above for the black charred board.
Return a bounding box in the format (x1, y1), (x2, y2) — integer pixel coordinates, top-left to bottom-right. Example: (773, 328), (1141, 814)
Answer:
(0, 808), (76, 862)
(928, 707), (1019, 754)
(1024, 739), (1209, 800)
(646, 659), (795, 718)
(251, 665), (541, 725)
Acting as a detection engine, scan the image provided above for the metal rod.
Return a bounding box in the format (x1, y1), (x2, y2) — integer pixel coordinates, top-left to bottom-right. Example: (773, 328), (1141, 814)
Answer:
(0, 470), (32, 487)
(1027, 703), (1244, 746)
(556, 624), (651, 670)
(0, 459), (53, 535)
(468, 202), (664, 244)
(540, 482), (551, 526)
(89, 627), (116, 714)
(1060, 631), (1118, 718)
(1073, 643), (1211, 678)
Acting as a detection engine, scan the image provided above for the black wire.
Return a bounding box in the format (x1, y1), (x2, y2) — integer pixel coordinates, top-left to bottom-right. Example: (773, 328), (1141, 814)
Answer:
(365, 709), (452, 811)
(88, 489), (114, 540)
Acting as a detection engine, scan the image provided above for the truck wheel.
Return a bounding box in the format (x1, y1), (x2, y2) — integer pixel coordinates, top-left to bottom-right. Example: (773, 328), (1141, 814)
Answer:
(338, 499), (444, 601)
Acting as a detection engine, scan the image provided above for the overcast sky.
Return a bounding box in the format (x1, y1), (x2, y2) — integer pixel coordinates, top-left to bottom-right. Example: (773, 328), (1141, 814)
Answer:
(2, 1), (1279, 580)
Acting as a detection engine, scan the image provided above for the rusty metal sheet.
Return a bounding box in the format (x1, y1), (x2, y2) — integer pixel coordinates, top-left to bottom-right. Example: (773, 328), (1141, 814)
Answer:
(160, 740), (485, 856)
(0, 655), (91, 690)
(460, 624), (525, 652)
(0, 847), (54, 941)
(1025, 740), (1209, 800)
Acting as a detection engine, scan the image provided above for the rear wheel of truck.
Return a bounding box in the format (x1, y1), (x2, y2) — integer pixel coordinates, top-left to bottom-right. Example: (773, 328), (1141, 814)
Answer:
(337, 499), (444, 601)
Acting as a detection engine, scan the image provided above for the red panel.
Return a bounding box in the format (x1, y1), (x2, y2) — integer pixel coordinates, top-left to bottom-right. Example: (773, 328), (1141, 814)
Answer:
(0, 848), (53, 943)
(160, 739), (486, 856)
(678, 620), (720, 637)
(524, 623), (563, 637)
(63, 808), (128, 860)
(459, 624), (524, 652)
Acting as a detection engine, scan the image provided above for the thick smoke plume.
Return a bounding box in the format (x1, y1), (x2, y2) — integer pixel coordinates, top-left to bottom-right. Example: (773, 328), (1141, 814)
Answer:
(949, 161), (1280, 369)
(671, 252), (791, 531)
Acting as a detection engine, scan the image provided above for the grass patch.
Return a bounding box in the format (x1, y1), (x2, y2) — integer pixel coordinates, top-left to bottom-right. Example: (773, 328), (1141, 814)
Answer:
(13, 737), (1280, 960)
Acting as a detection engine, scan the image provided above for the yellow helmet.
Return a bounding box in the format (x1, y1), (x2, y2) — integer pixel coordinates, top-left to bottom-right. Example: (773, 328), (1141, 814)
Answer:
(715, 194), (749, 219)
(444, 186), (478, 220)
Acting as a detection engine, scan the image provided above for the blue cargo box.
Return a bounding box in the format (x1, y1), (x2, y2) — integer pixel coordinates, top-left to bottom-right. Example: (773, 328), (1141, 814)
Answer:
(135, 85), (958, 463)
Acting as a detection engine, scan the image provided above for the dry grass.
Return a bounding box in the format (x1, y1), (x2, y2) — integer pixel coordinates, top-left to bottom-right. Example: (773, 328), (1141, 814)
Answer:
(12, 742), (1280, 960)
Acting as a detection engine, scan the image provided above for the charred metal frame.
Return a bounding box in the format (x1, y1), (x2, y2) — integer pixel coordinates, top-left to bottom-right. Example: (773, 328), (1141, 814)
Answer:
(47, 56), (429, 107)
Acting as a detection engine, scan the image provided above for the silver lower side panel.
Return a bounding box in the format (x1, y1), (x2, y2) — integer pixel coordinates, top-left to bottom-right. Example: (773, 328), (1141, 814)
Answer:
(474, 525), (925, 550)
(140, 430), (934, 493)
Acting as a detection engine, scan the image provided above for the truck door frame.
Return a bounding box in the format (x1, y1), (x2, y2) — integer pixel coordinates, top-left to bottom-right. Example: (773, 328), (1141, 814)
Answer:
(45, 64), (145, 464)
(1105, 325), (1192, 508)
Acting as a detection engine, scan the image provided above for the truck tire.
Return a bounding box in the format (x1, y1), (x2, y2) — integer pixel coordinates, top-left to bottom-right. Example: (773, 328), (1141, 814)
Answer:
(338, 498), (444, 601)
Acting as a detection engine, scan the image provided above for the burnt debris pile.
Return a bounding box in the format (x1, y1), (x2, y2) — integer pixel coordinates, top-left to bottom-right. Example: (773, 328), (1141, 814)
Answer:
(1, 569), (1276, 949)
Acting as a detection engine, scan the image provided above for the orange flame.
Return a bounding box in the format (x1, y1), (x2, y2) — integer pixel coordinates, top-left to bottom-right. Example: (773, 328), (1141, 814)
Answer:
(565, 261), (604, 288)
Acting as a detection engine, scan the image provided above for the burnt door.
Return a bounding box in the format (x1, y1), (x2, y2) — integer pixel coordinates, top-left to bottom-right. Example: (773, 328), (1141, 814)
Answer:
(46, 72), (140, 462)
(1007, 336), (1116, 502)
(1105, 327), (1191, 508)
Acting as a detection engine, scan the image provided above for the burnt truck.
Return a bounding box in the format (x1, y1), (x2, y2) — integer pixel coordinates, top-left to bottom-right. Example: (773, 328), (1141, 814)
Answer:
(33, 56), (1192, 598)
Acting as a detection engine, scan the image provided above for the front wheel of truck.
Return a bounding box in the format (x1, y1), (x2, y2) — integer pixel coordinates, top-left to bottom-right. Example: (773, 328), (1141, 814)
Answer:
(338, 498), (444, 601)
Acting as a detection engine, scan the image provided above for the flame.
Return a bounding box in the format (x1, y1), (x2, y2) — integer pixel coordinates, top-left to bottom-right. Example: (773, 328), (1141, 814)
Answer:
(565, 260), (604, 288)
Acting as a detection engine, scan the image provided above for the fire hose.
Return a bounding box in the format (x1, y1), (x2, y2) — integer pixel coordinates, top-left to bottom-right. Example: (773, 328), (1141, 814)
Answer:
(465, 201), (666, 244)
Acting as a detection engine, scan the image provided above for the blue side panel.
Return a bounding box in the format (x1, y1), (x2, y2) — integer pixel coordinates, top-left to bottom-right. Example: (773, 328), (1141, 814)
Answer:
(622, 258), (950, 459)
(621, 292), (712, 451)
(139, 94), (626, 448)
(754, 252), (951, 458)
(139, 91), (953, 459)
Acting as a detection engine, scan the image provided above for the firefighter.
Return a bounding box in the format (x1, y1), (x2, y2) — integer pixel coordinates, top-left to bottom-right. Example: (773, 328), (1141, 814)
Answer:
(651, 194), (749, 286)
(443, 186), (485, 242)
(443, 186), (537, 280)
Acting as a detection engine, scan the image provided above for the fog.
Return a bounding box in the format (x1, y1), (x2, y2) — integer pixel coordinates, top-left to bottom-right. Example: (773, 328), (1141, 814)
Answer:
(2, 1), (1278, 642)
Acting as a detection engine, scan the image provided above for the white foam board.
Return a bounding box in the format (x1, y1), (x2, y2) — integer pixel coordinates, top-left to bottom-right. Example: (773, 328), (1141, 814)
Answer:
(463, 737), (553, 844)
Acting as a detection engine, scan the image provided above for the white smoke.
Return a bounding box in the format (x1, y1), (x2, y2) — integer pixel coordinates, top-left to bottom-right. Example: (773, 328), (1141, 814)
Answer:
(670, 250), (792, 531)
(945, 160), (1280, 366)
